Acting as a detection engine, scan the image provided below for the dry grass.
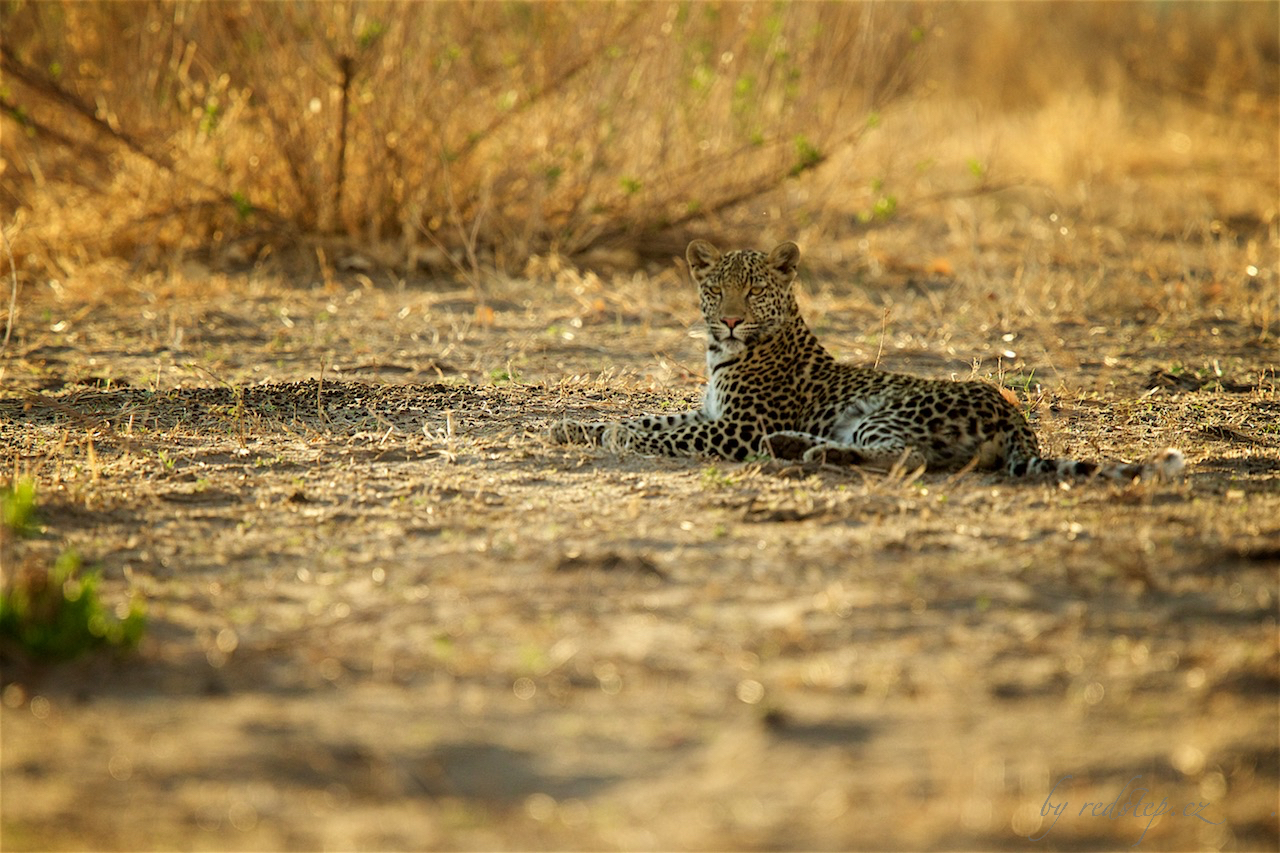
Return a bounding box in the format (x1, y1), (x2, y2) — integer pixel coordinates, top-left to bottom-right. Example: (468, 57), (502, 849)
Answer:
(3, 1), (930, 276)
(3, 2), (1275, 280)
(1, 3), (1279, 852)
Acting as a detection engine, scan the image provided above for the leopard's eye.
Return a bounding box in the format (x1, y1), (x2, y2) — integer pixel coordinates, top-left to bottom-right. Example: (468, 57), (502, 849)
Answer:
(747, 286), (764, 297)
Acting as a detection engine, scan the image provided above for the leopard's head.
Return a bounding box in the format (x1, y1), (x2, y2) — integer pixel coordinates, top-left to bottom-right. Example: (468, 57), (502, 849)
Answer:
(686, 240), (801, 354)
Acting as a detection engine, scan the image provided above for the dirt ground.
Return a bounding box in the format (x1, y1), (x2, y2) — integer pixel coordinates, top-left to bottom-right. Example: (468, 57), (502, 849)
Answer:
(1, 86), (1279, 847)
(2, 216), (1277, 851)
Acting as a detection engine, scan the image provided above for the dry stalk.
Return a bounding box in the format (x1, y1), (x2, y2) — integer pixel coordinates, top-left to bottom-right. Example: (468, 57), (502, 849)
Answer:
(874, 305), (891, 369)
(317, 358), (328, 425)
(1, 224), (16, 355)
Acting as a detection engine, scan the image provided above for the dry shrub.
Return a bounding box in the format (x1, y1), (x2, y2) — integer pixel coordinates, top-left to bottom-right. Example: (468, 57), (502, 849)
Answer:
(1, 1), (929, 277)
(1, 1), (1274, 290)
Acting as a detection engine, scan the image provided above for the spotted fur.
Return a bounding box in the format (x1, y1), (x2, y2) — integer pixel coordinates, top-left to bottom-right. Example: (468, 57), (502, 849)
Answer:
(550, 240), (1184, 481)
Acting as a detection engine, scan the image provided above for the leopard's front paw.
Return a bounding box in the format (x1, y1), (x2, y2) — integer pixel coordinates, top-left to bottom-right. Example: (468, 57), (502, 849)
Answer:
(549, 419), (607, 446)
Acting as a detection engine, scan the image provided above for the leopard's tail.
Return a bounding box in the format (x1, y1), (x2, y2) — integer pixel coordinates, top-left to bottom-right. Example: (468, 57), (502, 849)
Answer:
(1008, 446), (1185, 482)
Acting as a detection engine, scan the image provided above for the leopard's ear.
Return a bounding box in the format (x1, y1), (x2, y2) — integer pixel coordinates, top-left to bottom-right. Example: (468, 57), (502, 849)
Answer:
(767, 242), (800, 278)
(686, 240), (722, 281)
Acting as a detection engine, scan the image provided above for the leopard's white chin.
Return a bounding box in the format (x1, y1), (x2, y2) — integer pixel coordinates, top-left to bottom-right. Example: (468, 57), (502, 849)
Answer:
(707, 337), (746, 367)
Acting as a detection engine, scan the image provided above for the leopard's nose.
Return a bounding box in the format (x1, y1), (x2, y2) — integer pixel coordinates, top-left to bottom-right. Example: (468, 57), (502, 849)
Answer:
(722, 316), (743, 330)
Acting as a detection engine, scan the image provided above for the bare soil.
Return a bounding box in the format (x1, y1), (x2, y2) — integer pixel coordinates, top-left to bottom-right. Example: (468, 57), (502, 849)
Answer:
(1, 227), (1278, 852)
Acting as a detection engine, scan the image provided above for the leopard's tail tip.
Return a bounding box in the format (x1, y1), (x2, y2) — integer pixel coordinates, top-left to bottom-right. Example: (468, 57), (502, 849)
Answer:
(1150, 446), (1186, 480)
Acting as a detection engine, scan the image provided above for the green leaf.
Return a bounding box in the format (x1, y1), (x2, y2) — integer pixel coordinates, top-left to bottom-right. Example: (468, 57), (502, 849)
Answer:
(790, 135), (823, 176)
(358, 20), (386, 50)
(1, 479), (39, 538)
(230, 191), (254, 220)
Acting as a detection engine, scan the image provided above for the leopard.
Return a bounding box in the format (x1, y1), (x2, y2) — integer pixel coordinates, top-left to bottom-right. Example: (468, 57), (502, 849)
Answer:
(549, 239), (1184, 482)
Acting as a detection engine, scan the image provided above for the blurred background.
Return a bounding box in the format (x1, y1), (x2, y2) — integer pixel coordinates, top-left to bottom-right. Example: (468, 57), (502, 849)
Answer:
(2, 0), (1276, 283)
(2, 7), (1278, 850)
